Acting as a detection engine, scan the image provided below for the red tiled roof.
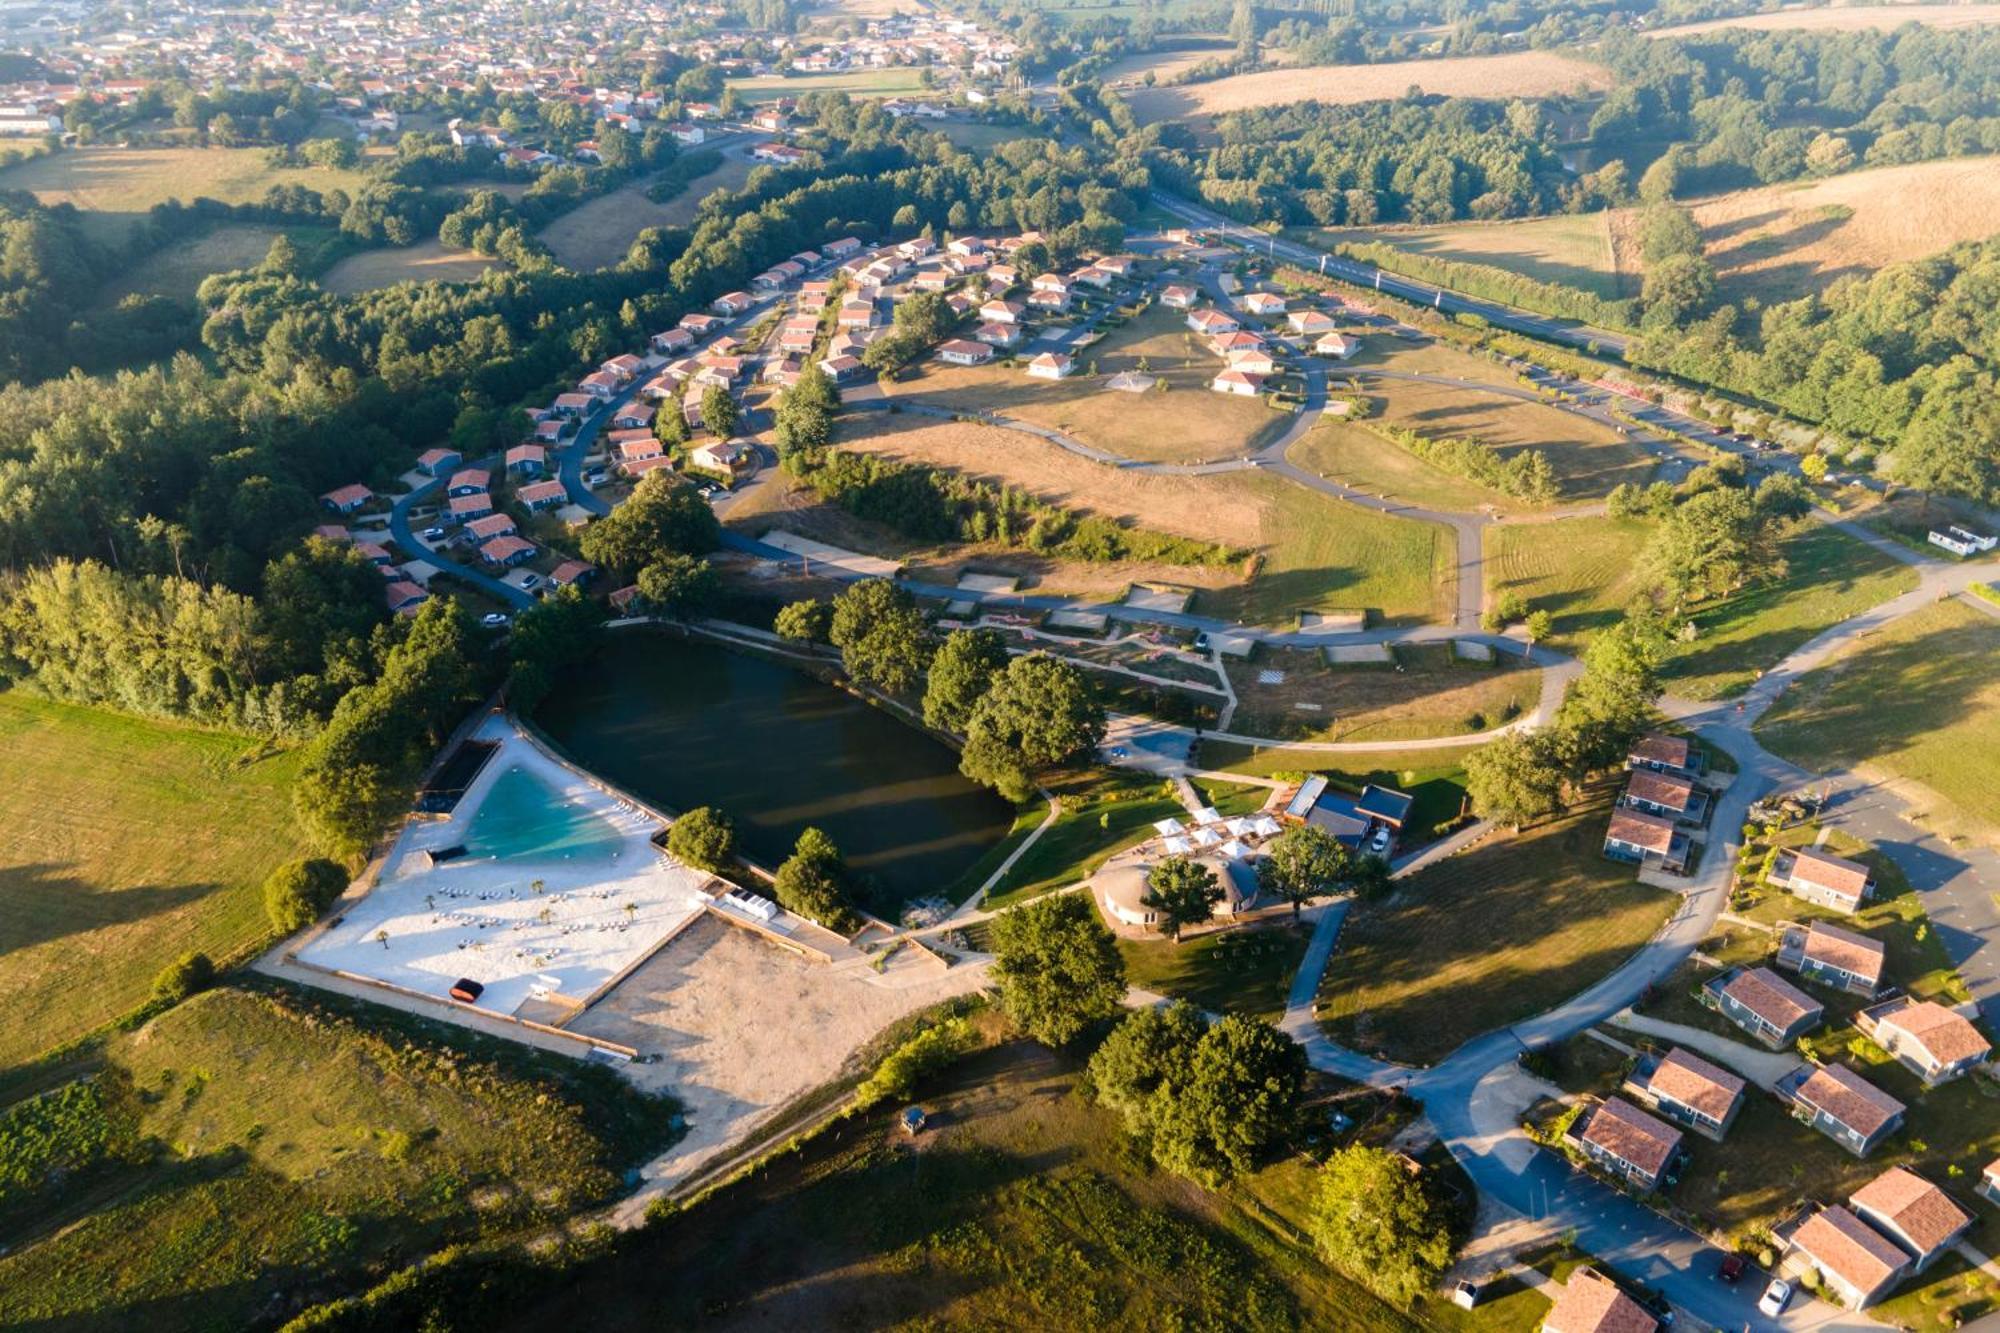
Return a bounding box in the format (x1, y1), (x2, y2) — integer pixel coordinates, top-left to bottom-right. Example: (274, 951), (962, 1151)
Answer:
(1877, 1000), (1991, 1067)
(1802, 921), (1885, 983)
(1646, 1048), (1745, 1124)
(1628, 733), (1691, 767)
(1580, 1098), (1682, 1179)
(1543, 1267), (1657, 1333)
(1625, 770), (1696, 811)
(1722, 967), (1820, 1031)
(1850, 1167), (1972, 1255)
(1605, 807), (1678, 855)
(1796, 1064), (1905, 1138)
(1791, 1205), (1907, 1296)
(1788, 848), (1873, 902)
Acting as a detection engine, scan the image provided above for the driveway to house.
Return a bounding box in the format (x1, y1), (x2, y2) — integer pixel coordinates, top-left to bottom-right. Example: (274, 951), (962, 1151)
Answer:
(1607, 1009), (1808, 1090)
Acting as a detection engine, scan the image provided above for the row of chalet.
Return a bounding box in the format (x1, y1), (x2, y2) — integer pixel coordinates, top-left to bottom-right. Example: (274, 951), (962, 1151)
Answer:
(1601, 733), (1715, 874)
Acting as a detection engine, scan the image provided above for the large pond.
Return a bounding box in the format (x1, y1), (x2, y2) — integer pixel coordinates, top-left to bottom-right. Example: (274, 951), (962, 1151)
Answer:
(534, 631), (1012, 910)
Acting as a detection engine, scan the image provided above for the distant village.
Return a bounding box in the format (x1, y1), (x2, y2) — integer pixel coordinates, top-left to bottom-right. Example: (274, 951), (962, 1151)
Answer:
(0, 0), (1019, 140)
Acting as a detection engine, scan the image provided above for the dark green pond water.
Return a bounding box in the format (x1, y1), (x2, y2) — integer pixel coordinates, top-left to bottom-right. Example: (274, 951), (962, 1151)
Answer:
(534, 631), (1011, 909)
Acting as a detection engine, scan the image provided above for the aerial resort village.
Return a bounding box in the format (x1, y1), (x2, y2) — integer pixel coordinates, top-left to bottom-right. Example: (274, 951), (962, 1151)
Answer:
(9, 0), (2000, 1327)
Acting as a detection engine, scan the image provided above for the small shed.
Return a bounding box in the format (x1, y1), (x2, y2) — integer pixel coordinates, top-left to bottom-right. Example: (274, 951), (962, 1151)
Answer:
(900, 1106), (928, 1135)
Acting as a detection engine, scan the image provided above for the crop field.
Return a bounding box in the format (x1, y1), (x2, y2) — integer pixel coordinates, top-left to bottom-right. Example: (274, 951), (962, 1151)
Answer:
(1125, 50), (1613, 122)
(1647, 3), (2000, 37)
(1658, 523), (1918, 700)
(1318, 801), (1680, 1065)
(729, 68), (929, 102)
(1484, 515), (1652, 649)
(887, 305), (1291, 464)
(0, 146), (370, 246)
(1300, 213), (1627, 300)
(539, 152), (756, 271)
(1101, 44), (1234, 86)
(0, 695), (306, 1072)
(1300, 381), (1652, 509)
(0, 985), (670, 1331)
(1607, 156), (2000, 305)
(320, 238), (499, 293)
(1757, 597), (2000, 844)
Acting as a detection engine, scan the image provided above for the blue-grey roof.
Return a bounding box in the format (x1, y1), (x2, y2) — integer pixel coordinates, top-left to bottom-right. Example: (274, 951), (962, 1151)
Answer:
(1356, 785), (1415, 825)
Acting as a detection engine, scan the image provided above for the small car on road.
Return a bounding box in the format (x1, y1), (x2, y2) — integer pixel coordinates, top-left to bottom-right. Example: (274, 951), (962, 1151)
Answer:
(1757, 1278), (1792, 1317)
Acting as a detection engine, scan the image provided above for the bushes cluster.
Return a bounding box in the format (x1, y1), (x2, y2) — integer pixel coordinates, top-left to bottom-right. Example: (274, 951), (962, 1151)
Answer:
(264, 856), (351, 933)
(1365, 421), (1557, 502)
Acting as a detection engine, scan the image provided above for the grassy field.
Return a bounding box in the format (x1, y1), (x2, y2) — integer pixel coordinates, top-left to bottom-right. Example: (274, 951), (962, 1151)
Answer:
(1197, 743), (1474, 839)
(1117, 921), (1312, 1022)
(103, 223), (348, 301)
(1757, 598), (2000, 844)
(1224, 644), (1541, 743)
(1658, 523), (1919, 701)
(1318, 801), (1680, 1064)
(0, 694), (307, 1072)
(1295, 386), (1651, 511)
(982, 768), (1185, 909)
(835, 415), (1453, 624)
(889, 304), (1292, 464)
(729, 68), (929, 102)
(0, 984), (672, 1331)
(1125, 50), (1613, 123)
(0, 146), (370, 246)
(1202, 472), (1454, 627)
(486, 1038), (1423, 1333)
(937, 120), (1037, 152)
(539, 153), (756, 271)
(1606, 156), (2000, 306)
(320, 238), (498, 294)
(1485, 515), (1653, 650)
(1300, 213), (1627, 300)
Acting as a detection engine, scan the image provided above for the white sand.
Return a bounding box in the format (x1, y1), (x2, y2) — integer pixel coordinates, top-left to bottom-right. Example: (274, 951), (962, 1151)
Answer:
(297, 715), (710, 1018)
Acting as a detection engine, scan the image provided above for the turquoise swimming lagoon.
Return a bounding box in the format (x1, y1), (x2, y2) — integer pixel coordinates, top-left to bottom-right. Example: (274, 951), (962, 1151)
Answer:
(464, 765), (627, 865)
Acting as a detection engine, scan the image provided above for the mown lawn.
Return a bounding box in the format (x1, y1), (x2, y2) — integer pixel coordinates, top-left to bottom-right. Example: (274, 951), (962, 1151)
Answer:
(0, 694), (307, 1072)
(1485, 515), (1653, 651)
(981, 768), (1184, 909)
(1658, 523), (1917, 700)
(1203, 472), (1456, 628)
(1756, 597), (2000, 842)
(0, 984), (675, 1332)
(1196, 743), (1475, 846)
(1319, 802), (1680, 1064)
(1117, 921), (1312, 1022)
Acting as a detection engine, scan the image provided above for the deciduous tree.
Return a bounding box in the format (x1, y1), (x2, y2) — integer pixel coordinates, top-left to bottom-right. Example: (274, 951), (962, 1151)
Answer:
(1142, 855), (1223, 943)
(1309, 1144), (1460, 1306)
(990, 892), (1127, 1046)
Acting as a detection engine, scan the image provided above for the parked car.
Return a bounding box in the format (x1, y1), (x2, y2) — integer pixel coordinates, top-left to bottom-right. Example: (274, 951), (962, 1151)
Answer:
(1715, 1254), (1745, 1284)
(480, 613), (510, 629)
(517, 573), (541, 591)
(1368, 826), (1391, 854)
(1757, 1278), (1792, 1317)
(421, 526), (446, 540)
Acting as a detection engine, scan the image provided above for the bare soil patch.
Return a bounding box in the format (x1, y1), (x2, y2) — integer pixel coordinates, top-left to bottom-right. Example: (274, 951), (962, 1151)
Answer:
(569, 914), (989, 1184)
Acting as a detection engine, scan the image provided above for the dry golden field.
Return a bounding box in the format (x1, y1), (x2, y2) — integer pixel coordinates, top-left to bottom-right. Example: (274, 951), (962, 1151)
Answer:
(540, 154), (757, 271)
(1647, 3), (2000, 37)
(1125, 50), (1612, 121)
(1609, 156), (2000, 303)
(320, 239), (499, 294)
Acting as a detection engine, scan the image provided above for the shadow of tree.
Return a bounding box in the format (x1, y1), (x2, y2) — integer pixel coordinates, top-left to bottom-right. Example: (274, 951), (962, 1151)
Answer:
(0, 861), (221, 963)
